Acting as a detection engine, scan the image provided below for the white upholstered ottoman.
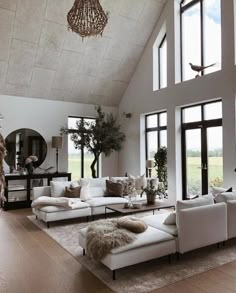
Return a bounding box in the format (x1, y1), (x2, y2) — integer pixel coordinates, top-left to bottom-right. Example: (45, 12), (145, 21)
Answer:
(79, 226), (176, 279)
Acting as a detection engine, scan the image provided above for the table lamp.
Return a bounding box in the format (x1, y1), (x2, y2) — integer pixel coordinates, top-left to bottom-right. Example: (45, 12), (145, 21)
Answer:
(146, 159), (155, 178)
(52, 136), (63, 173)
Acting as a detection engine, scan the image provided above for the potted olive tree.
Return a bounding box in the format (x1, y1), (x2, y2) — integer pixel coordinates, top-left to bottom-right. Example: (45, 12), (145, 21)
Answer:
(61, 106), (126, 178)
(154, 146), (167, 189)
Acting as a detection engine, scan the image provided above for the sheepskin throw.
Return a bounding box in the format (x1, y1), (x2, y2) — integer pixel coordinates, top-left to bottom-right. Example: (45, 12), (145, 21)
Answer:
(86, 219), (136, 260)
(118, 216), (148, 233)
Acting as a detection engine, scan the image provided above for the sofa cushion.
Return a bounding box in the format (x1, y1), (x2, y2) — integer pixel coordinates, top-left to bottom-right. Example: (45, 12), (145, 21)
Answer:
(79, 225), (174, 254)
(64, 186), (81, 198)
(176, 194), (214, 228)
(86, 197), (127, 207)
(105, 180), (123, 197)
(51, 181), (71, 197)
(39, 201), (90, 213)
(215, 192), (236, 203)
(112, 226), (174, 254)
(142, 214), (178, 236)
(80, 177), (108, 188)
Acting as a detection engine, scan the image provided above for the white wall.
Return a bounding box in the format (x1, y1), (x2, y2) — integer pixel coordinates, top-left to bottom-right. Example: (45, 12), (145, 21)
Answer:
(118, 0), (236, 204)
(0, 95), (119, 177)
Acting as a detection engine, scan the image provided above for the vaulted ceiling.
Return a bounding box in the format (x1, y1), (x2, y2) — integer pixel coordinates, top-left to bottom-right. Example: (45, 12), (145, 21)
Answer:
(0, 0), (166, 106)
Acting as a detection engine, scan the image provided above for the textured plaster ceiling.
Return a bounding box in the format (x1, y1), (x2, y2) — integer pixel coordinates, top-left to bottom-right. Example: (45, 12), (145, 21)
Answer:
(0, 0), (166, 106)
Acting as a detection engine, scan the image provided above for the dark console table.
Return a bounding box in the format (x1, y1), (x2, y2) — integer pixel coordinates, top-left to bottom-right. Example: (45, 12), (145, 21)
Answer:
(3, 172), (71, 210)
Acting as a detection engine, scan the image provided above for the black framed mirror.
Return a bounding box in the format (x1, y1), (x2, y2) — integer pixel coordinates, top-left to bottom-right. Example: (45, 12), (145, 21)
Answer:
(4, 128), (47, 169)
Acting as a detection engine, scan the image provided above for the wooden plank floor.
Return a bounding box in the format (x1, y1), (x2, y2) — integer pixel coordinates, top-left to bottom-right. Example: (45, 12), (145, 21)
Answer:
(1, 209), (236, 293)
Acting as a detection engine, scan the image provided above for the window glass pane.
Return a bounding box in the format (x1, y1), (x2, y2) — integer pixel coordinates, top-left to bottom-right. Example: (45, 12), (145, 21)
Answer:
(208, 126), (223, 189)
(203, 0), (221, 74)
(147, 131), (158, 160)
(159, 112), (167, 126)
(204, 101), (222, 120)
(68, 117), (81, 129)
(68, 136), (81, 180)
(159, 36), (167, 88)
(160, 130), (167, 147)
(182, 0), (194, 5)
(186, 129), (202, 197)
(182, 3), (201, 81)
(84, 147), (95, 178)
(183, 106), (201, 123)
(147, 115), (158, 128)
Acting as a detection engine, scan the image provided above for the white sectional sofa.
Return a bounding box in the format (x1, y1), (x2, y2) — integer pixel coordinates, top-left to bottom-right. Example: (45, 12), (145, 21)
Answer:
(79, 194), (229, 279)
(32, 176), (143, 227)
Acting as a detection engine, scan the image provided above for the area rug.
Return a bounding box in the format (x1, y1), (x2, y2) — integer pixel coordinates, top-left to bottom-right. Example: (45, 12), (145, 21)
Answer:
(28, 215), (236, 293)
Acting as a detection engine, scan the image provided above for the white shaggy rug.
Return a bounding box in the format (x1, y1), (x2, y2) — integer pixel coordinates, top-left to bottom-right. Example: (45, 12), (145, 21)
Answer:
(28, 214), (236, 293)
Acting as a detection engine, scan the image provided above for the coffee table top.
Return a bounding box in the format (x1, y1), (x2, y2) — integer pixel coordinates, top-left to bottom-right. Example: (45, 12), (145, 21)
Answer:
(105, 201), (175, 214)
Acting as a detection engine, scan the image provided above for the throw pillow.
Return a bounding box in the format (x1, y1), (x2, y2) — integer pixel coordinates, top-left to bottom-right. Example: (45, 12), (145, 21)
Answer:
(211, 186), (232, 197)
(133, 174), (147, 194)
(105, 180), (123, 197)
(80, 177), (108, 188)
(70, 180), (80, 188)
(118, 216), (148, 233)
(163, 212), (176, 225)
(80, 183), (92, 201)
(215, 192), (236, 203)
(176, 194), (214, 228)
(50, 181), (71, 197)
(64, 186), (81, 198)
(119, 178), (136, 196)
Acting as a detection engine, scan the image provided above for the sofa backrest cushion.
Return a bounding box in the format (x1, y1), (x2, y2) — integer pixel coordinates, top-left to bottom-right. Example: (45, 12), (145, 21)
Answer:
(211, 186), (232, 197)
(176, 194), (214, 228)
(215, 192), (236, 203)
(51, 181), (73, 197)
(33, 186), (51, 200)
(80, 177), (108, 188)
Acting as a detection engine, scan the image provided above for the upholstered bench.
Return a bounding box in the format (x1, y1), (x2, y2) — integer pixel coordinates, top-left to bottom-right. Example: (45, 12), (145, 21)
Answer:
(79, 225), (176, 279)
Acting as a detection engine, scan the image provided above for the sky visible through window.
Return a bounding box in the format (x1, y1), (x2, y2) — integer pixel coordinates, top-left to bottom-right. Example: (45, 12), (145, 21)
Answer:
(182, 0), (221, 80)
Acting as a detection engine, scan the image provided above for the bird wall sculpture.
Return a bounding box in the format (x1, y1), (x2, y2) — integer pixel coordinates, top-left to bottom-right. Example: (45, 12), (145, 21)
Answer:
(189, 62), (216, 78)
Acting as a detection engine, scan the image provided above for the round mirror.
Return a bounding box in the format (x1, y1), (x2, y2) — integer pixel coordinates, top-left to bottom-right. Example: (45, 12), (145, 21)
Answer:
(4, 128), (47, 169)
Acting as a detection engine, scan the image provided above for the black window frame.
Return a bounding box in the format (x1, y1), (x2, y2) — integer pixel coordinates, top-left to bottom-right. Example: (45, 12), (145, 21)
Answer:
(145, 111), (167, 176)
(181, 99), (222, 199)
(68, 116), (99, 178)
(158, 34), (167, 89)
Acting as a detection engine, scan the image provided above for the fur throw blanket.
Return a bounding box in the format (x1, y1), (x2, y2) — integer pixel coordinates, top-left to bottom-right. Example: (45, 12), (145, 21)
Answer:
(86, 218), (136, 260)
(86, 217), (148, 260)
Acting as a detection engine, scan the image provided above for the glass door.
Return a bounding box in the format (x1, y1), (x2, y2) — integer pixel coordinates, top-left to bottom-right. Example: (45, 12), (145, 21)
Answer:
(182, 101), (223, 199)
(185, 129), (202, 197)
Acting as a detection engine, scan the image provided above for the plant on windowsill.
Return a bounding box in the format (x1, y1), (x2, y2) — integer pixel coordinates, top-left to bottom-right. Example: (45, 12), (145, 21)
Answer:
(154, 146), (168, 190)
(61, 106), (126, 178)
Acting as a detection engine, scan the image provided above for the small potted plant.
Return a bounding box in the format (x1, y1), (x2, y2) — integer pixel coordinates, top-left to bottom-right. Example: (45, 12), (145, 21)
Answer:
(141, 181), (166, 205)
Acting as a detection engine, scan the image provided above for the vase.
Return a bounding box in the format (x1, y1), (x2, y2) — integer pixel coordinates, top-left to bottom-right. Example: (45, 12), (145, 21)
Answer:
(26, 163), (34, 175)
(146, 194), (156, 205)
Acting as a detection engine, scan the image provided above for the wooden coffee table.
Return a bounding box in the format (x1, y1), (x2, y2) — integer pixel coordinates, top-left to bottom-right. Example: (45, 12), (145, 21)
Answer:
(105, 201), (175, 218)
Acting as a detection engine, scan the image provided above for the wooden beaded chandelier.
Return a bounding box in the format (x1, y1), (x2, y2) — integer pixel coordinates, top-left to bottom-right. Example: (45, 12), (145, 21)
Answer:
(67, 0), (108, 38)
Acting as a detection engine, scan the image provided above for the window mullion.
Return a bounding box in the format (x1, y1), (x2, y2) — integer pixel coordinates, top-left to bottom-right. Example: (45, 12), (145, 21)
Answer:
(200, 0), (204, 74)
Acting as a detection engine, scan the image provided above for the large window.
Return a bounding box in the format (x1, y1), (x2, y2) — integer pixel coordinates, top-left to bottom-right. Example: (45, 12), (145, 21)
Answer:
(181, 100), (223, 199)
(180, 0), (221, 81)
(158, 34), (167, 89)
(68, 116), (98, 180)
(145, 112), (167, 176)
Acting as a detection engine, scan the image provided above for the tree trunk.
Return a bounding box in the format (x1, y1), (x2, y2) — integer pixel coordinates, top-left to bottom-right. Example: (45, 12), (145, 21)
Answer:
(90, 153), (99, 178)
